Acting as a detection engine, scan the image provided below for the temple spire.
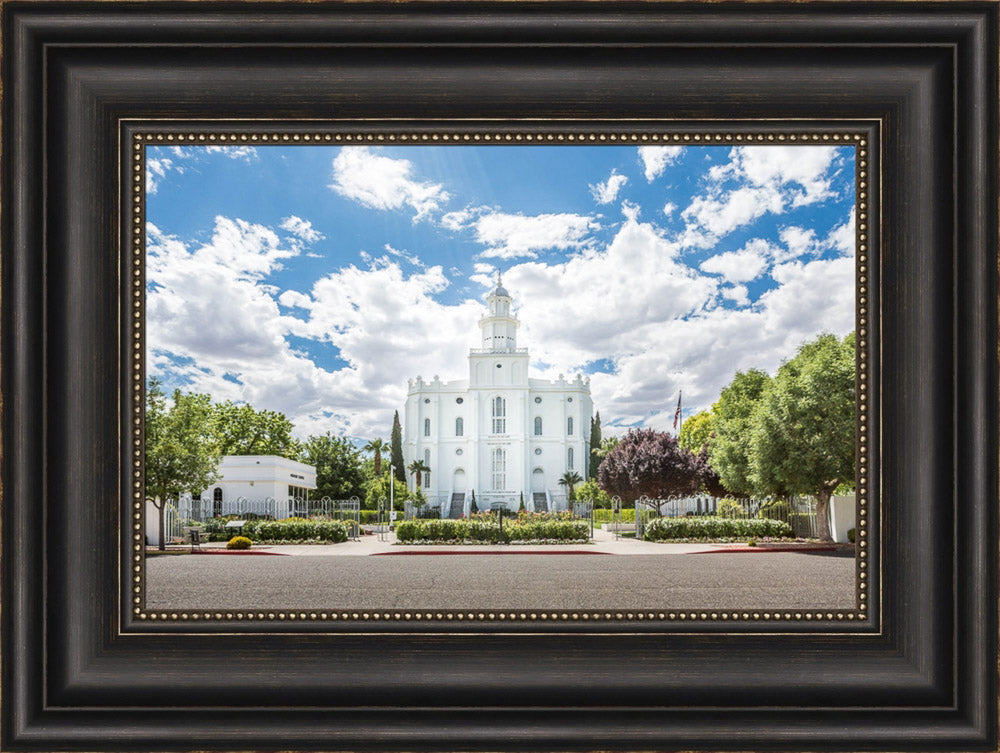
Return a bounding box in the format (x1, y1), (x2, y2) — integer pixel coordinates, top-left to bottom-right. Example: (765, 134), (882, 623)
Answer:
(481, 273), (518, 351)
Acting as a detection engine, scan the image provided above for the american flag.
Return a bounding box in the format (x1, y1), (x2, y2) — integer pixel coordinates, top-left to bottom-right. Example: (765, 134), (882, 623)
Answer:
(672, 391), (682, 430)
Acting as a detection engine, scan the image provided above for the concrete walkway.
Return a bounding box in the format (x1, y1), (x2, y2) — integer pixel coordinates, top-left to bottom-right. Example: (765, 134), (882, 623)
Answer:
(172, 527), (837, 557)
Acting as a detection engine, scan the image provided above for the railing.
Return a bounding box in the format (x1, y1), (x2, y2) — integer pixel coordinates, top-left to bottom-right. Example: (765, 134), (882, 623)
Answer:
(468, 347), (529, 354)
(630, 495), (821, 539)
(176, 495), (362, 528)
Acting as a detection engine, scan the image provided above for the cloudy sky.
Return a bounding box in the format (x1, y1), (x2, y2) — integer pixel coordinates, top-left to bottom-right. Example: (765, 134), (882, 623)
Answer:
(145, 142), (856, 441)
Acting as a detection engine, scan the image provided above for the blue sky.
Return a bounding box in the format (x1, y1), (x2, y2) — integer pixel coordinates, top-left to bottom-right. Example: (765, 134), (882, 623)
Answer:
(146, 142), (855, 440)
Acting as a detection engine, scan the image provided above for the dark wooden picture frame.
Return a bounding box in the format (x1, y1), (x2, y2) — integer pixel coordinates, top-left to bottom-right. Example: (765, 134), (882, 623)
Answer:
(3, 2), (997, 751)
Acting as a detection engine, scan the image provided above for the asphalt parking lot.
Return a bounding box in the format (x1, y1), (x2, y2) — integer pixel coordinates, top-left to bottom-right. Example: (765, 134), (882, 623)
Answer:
(145, 549), (856, 611)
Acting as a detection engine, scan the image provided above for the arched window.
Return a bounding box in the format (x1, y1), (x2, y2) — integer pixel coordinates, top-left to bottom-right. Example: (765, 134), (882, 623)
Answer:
(424, 449), (431, 487)
(213, 487), (223, 517)
(424, 418), (431, 437)
(455, 417), (464, 436)
(534, 416), (542, 436)
(492, 396), (506, 434)
(492, 447), (507, 490)
(568, 417), (574, 435)
(568, 447), (575, 470)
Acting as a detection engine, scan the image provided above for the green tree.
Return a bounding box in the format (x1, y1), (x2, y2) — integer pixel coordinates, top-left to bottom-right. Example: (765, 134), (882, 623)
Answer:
(363, 437), (389, 478)
(574, 479), (613, 508)
(707, 369), (771, 497)
(390, 410), (406, 483)
(408, 459), (431, 491)
(299, 433), (365, 500)
(748, 332), (855, 542)
(678, 410), (714, 453)
(595, 436), (620, 466)
(212, 400), (298, 458)
(145, 379), (221, 550)
(364, 474), (409, 511)
(588, 411), (603, 479)
(558, 471), (584, 502)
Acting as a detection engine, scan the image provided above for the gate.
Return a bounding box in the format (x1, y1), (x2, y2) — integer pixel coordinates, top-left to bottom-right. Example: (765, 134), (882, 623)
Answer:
(572, 501), (594, 539)
(634, 497), (659, 541)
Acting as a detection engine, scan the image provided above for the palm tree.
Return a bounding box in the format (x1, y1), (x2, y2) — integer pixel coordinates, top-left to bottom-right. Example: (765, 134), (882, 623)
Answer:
(363, 437), (389, 478)
(559, 471), (584, 502)
(407, 460), (431, 491)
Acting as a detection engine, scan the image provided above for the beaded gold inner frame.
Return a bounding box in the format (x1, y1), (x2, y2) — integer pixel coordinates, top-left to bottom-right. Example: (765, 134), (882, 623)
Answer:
(126, 122), (876, 631)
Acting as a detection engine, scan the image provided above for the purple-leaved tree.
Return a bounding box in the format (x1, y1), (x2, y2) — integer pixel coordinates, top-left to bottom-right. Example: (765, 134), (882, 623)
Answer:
(597, 429), (701, 514)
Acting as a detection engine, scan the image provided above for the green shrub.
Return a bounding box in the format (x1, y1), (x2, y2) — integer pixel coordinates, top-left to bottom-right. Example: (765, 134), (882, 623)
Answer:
(847, 527), (856, 543)
(716, 498), (746, 519)
(643, 516), (793, 541)
(592, 508), (636, 525)
(226, 536), (252, 550)
(247, 519), (349, 543)
(394, 520), (427, 543)
(393, 517), (587, 543)
(757, 500), (791, 520)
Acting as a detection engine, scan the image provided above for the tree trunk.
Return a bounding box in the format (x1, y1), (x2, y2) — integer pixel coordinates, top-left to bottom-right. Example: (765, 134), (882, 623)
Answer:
(815, 487), (834, 542)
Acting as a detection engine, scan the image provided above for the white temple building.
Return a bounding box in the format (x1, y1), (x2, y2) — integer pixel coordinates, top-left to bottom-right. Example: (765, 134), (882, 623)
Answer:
(404, 276), (593, 517)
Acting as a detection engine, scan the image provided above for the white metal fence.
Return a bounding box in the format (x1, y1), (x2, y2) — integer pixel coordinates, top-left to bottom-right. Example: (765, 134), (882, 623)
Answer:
(631, 495), (820, 539)
(176, 495), (360, 523)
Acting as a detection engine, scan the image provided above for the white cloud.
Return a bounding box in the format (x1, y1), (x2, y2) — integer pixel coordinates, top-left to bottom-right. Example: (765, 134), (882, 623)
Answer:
(825, 208), (856, 257)
(720, 284), (750, 306)
(146, 146), (260, 195)
(638, 146), (684, 181)
(777, 226), (820, 262)
(146, 217), (482, 440)
(146, 158), (172, 195)
(680, 146), (843, 246)
(589, 171), (628, 204)
(146, 218), (299, 371)
(440, 207), (480, 231)
(202, 146), (258, 162)
(699, 243), (770, 284)
(383, 243), (424, 267)
(497, 215), (716, 383)
(280, 215), (324, 244)
(681, 184), (784, 247)
(329, 147), (450, 222)
(663, 201), (677, 217)
(278, 290), (312, 309)
(470, 211), (599, 259)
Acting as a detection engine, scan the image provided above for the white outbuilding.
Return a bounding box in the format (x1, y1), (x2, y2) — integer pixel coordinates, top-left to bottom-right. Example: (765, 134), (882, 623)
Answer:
(404, 276), (593, 517)
(145, 455), (317, 546)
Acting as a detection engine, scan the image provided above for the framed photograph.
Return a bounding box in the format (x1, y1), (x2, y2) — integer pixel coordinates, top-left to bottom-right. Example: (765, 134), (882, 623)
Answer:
(3, 2), (997, 752)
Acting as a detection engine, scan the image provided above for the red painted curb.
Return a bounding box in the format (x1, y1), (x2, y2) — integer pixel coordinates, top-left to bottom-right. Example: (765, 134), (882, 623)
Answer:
(373, 549), (610, 556)
(191, 549), (288, 556)
(690, 545), (838, 554)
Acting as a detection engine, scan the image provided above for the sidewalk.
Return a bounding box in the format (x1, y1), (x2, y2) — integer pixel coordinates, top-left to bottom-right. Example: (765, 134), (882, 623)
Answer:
(161, 524), (848, 557)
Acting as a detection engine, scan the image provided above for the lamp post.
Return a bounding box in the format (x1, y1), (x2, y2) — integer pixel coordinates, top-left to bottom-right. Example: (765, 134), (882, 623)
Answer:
(389, 465), (395, 529)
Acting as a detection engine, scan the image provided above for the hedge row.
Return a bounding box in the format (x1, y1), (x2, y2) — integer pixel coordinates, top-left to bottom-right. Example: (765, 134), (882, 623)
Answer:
(643, 516), (793, 541)
(592, 508), (636, 525)
(395, 518), (589, 544)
